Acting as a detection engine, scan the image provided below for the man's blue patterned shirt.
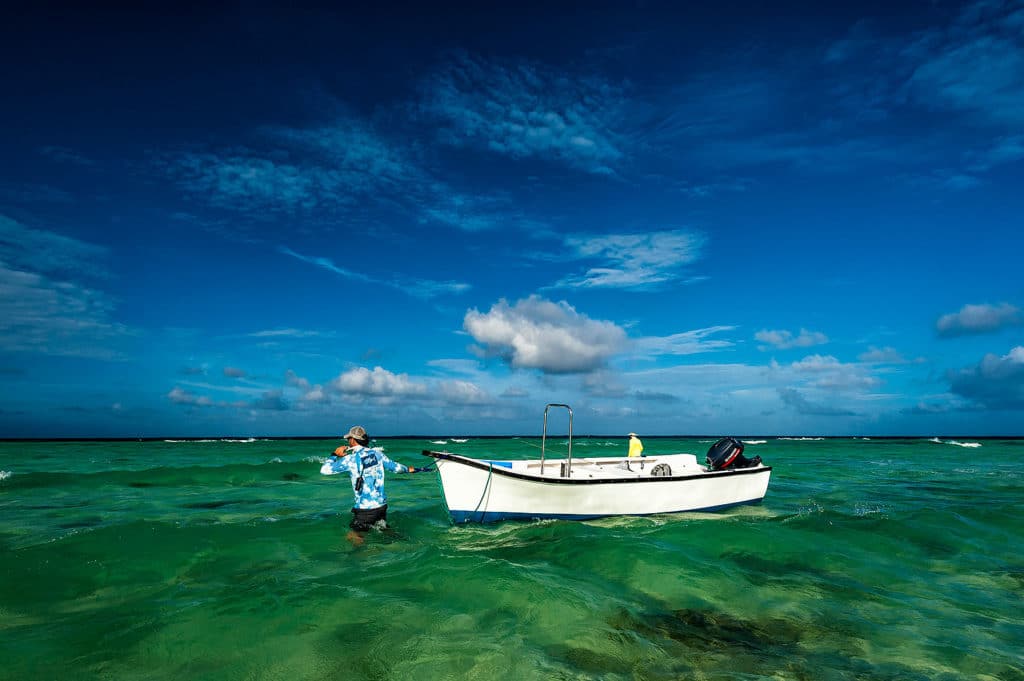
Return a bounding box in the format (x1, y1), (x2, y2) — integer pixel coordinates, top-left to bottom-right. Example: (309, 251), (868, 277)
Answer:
(320, 445), (409, 509)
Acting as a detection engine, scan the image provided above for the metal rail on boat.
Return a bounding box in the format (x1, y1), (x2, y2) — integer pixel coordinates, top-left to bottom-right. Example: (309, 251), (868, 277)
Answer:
(540, 403), (573, 477)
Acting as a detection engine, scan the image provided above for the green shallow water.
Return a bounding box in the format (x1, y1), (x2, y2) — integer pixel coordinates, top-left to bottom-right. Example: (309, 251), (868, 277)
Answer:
(1, 437), (1022, 680)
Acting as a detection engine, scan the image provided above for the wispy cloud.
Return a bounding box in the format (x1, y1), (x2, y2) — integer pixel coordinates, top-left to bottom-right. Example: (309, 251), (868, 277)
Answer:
(37, 145), (97, 167)
(0, 214), (108, 278)
(552, 229), (705, 290)
(643, 1), (1024, 187)
(0, 215), (131, 358)
(633, 326), (737, 358)
(904, 12), (1024, 127)
(464, 295), (627, 374)
(169, 151), (327, 214)
(419, 51), (627, 175)
(278, 247), (373, 283)
(936, 302), (1022, 337)
(249, 328), (331, 339)
(159, 109), (429, 221)
(279, 246), (470, 299)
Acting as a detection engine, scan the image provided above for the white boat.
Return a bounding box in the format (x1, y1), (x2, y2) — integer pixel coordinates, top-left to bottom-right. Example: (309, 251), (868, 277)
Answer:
(422, 404), (772, 523)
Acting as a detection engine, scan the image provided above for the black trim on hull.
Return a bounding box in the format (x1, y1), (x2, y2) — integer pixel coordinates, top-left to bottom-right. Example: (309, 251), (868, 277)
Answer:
(420, 449), (772, 485)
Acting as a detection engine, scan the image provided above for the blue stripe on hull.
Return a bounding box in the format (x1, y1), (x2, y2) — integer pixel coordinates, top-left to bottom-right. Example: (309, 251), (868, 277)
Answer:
(448, 498), (764, 524)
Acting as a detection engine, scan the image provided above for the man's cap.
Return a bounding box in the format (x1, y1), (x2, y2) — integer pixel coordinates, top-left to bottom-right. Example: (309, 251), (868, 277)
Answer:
(344, 426), (368, 442)
(628, 432), (638, 437)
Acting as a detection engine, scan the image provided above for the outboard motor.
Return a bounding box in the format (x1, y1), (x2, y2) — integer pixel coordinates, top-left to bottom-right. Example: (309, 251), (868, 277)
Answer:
(706, 437), (761, 470)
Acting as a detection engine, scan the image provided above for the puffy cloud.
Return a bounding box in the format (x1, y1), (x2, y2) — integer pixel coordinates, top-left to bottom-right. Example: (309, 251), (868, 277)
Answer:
(463, 295), (627, 373)
(858, 346), (909, 364)
(331, 366), (429, 398)
(439, 380), (491, 405)
(755, 328), (829, 350)
(790, 354), (843, 372)
(936, 302), (1022, 337)
(167, 387), (212, 407)
(948, 346), (1024, 409)
(778, 387), (857, 416)
(785, 355), (881, 391)
(250, 391), (288, 411)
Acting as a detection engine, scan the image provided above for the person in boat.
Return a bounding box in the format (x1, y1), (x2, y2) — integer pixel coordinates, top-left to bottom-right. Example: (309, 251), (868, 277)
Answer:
(628, 432), (644, 457)
(320, 425), (423, 544)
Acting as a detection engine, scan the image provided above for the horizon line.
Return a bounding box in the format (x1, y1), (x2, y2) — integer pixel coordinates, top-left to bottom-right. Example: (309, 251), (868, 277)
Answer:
(1, 434), (1021, 442)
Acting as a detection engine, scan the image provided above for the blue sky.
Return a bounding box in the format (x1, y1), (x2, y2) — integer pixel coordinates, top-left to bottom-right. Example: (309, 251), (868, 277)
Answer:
(1, 1), (1022, 437)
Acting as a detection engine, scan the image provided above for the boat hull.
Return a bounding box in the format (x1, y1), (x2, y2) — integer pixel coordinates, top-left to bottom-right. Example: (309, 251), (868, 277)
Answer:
(424, 451), (771, 523)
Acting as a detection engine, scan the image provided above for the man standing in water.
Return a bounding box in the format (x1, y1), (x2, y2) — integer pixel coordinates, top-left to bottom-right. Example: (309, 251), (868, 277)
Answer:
(628, 432), (644, 458)
(320, 425), (423, 544)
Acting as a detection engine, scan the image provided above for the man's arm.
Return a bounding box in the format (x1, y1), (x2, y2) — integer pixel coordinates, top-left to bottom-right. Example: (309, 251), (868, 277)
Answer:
(320, 451), (350, 475)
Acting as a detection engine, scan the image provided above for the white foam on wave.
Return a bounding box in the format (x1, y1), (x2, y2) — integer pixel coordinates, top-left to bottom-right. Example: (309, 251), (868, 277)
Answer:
(744, 440), (767, 445)
(430, 440), (447, 445)
(451, 438), (468, 443)
(164, 438), (257, 443)
(929, 437), (982, 448)
(779, 437), (825, 441)
(0, 470), (11, 482)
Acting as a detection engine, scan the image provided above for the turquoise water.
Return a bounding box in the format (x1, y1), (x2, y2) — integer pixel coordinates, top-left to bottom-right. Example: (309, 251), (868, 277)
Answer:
(1, 437), (1022, 680)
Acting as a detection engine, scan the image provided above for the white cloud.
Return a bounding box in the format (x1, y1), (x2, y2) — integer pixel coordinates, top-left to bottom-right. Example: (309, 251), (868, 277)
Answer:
(790, 354), (843, 372)
(439, 379), (491, 405)
(168, 387), (213, 407)
(554, 229), (706, 290)
(463, 295), (627, 374)
(936, 302), (1022, 337)
(948, 345), (1024, 409)
(787, 354), (882, 391)
(285, 369), (311, 391)
(331, 366), (429, 398)
(755, 328), (829, 350)
(858, 346), (919, 364)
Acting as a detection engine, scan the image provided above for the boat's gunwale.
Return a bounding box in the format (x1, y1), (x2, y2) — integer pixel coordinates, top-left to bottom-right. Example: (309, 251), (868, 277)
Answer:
(421, 449), (771, 485)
